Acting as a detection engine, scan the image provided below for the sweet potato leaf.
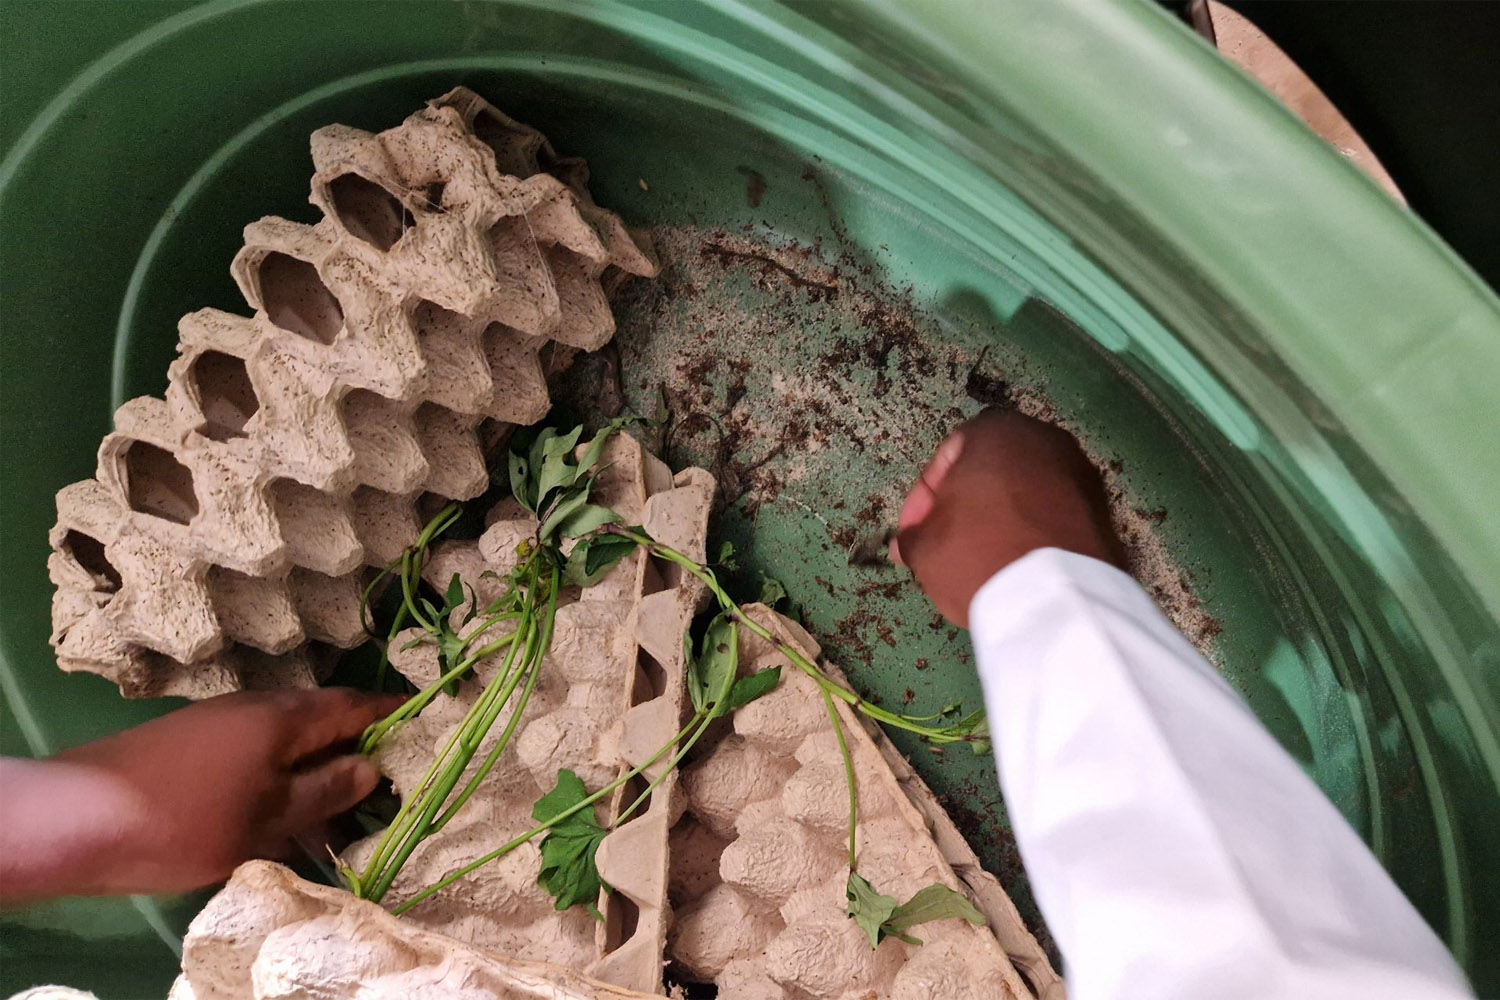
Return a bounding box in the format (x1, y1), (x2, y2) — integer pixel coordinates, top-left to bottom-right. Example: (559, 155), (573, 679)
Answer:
(758, 574), (788, 608)
(443, 573), (465, 613)
(690, 614), (739, 718)
(576, 417), (632, 479)
(845, 872), (900, 948)
(881, 883), (987, 944)
(537, 488), (592, 542)
(533, 769), (609, 915)
(508, 444), (540, 513)
(564, 533), (638, 587)
(846, 873), (986, 947)
(552, 502), (621, 542)
(726, 666), (781, 711)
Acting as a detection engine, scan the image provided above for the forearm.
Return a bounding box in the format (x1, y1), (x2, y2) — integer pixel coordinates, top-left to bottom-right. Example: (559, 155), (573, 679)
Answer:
(969, 548), (1470, 1000)
(0, 757), (152, 903)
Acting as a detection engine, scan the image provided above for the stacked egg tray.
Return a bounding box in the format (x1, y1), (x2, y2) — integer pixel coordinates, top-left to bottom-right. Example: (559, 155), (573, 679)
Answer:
(47, 88), (655, 698)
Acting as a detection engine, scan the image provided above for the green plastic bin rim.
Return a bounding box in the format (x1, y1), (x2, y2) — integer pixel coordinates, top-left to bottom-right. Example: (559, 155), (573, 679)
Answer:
(4, 0), (1496, 613)
(855, 0), (1500, 618)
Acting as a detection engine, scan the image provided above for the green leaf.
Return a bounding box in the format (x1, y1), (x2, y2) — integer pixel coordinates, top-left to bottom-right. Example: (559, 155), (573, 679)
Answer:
(435, 622), (473, 696)
(952, 708), (985, 730)
(586, 533), (637, 577)
(967, 728), (991, 756)
(508, 450), (535, 514)
(846, 872), (900, 948)
(882, 883), (987, 944)
(726, 666), (781, 711)
(537, 454), (582, 511)
(563, 534), (638, 587)
(758, 574), (789, 608)
(716, 539), (739, 571)
(533, 768), (591, 823)
(944, 709), (991, 755)
(536, 426), (586, 507)
(443, 573), (465, 613)
(538, 488), (593, 543)
(554, 502), (622, 540)
(575, 417), (631, 479)
(525, 427), (553, 484)
(696, 614), (739, 717)
(437, 629), (468, 668)
(647, 386), (669, 430)
(541, 424), (586, 461)
(533, 770), (610, 914)
(685, 631), (704, 713)
(846, 873), (987, 949)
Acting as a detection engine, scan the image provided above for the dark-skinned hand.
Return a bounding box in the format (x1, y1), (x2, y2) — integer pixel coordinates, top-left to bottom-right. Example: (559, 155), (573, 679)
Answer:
(893, 408), (1125, 628)
(1, 687), (403, 902)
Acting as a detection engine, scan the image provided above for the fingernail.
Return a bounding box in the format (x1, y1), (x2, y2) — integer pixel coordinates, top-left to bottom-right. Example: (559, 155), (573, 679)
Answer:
(926, 431), (965, 486)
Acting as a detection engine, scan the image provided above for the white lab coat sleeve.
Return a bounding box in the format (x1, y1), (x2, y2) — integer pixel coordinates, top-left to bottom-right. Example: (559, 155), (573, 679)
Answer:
(967, 547), (1471, 1000)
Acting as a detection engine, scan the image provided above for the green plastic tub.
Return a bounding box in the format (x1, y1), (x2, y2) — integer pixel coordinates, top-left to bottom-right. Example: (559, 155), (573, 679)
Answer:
(3, 1), (1498, 995)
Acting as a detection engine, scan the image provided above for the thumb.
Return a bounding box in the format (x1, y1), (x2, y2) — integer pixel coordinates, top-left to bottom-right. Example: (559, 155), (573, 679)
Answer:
(892, 429), (965, 566)
(283, 754), (381, 829)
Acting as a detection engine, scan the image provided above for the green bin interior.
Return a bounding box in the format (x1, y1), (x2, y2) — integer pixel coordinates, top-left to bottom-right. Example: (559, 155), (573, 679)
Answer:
(3, 1), (1498, 995)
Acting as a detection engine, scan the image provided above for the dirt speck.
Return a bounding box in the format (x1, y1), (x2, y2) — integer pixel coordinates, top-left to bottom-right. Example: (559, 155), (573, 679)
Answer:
(738, 167), (767, 208)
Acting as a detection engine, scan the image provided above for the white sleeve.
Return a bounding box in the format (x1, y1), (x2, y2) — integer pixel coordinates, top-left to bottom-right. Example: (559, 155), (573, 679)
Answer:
(967, 547), (1471, 1000)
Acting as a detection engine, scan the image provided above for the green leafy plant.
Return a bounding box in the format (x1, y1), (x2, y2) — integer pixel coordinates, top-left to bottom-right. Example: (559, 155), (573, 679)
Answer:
(350, 422), (991, 949)
(533, 770), (610, 918)
(845, 874), (987, 947)
(596, 525), (991, 754)
(385, 608), (781, 917)
(345, 421), (628, 903)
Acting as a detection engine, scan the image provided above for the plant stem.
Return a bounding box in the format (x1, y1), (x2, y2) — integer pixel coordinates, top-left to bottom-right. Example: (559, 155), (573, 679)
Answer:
(373, 604), (410, 693)
(400, 550), (433, 632)
(605, 526), (979, 746)
(355, 549), (570, 903)
(358, 612), (530, 895)
(822, 686), (858, 868)
(359, 629), (520, 753)
(392, 713), (702, 916)
(432, 565), (559, 831)
(614, 709), (711, 825)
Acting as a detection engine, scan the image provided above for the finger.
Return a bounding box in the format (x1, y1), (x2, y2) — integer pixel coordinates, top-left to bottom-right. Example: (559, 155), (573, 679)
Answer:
(889, 528), (906, 569)
(893, 425), (967, 566)
(892, 516), (934, 579)
(895, 477), (937, 543)
(280, 689), (407, 765)
(901, 431), (964, 529)
(920, 430), (965, 496)
(282, 754), (382, 831)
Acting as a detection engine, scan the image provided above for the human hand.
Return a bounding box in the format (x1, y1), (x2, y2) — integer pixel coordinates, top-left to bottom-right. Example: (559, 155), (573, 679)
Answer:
(893, 408), (1124, 628)
(1, 688), (402, 901)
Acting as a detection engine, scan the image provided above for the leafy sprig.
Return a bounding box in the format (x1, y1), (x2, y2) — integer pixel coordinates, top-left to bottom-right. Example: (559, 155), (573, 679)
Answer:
(597, 524), (992, 754)
(393, 619), (783, 916)
(353, 422), (992, 952)
(533, 770), (609, 918)
(846, 874), (986, 947)
(347, 421), (627, 903)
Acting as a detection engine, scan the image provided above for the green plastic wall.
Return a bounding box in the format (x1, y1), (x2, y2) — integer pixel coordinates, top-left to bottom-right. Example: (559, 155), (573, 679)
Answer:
(2, 1), (1497, 995)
